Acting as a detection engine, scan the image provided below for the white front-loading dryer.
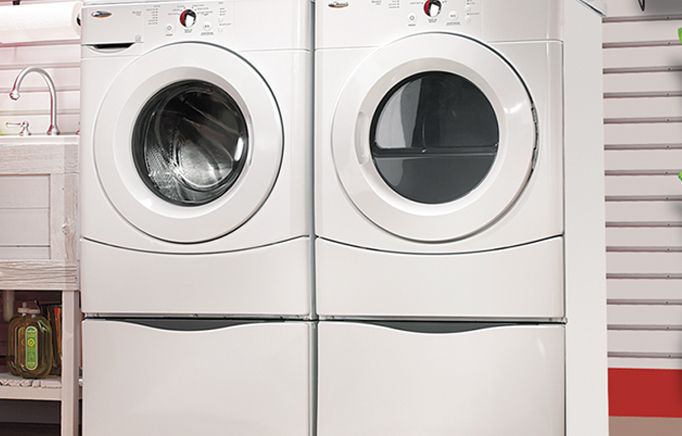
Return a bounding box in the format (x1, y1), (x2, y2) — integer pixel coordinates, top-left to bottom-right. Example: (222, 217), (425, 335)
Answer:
(315, 0), (583, 320)
(315, 1), (606, 435)
(80, 0), (313, 317)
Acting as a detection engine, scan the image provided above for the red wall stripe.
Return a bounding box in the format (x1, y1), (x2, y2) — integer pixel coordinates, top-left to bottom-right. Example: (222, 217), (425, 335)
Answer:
(609, 368), (682, 418)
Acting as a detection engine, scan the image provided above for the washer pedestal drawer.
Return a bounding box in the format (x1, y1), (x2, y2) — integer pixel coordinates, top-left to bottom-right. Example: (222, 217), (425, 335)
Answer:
(83, 319), (312, 436)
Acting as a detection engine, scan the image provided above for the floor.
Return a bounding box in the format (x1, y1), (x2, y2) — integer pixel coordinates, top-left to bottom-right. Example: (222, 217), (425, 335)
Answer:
(610, 417), (682, 435)
(4, 418), (682, 435)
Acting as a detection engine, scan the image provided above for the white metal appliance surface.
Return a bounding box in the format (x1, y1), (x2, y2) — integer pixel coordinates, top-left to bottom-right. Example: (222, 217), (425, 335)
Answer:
(315, 0), (596, 319)
(315, 1), (607, 435)
(83, 320), (313, 436)
(80, 0), (313, 316)
(318, 322), (564, 436)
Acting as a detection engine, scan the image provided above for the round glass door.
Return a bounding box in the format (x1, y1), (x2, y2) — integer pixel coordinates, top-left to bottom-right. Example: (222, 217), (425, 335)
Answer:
(132, 80), (248, 206)
(370, 72), (499, 205)
(331, 33), (536, 242)
(94, 43), (283, 243)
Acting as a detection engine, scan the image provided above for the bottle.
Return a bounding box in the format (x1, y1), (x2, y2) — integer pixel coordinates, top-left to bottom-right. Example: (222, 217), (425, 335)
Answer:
(6, 302), (29, 376)
(15, 308), (53, 379)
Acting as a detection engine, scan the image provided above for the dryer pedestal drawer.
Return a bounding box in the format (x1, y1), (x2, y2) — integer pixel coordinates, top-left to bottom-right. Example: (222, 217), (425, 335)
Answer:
(318, 322), (564, 436)
(316, 236), (564, 319)
(83, 320), (312, 436)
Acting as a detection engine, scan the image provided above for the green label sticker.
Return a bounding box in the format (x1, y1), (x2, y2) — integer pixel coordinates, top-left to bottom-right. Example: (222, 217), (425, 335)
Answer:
(25, 326), (38, 371)
(679, 28), (682, 44)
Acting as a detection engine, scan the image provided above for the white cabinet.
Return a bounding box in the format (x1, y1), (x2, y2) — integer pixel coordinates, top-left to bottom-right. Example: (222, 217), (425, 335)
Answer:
(318, 322), (564, 436)
(83, 320), (313, 436)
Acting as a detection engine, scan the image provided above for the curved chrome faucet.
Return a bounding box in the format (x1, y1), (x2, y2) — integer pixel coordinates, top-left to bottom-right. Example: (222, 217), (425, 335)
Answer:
(9, 67), (60, 136)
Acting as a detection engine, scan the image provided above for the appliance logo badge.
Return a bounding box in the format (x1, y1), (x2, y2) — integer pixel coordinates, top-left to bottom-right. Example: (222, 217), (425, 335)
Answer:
(328, 1), (349, 8)
(91, 10), (113, 19)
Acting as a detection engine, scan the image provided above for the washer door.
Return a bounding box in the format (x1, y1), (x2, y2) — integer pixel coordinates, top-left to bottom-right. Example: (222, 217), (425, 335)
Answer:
(332, 33), (536, 242)
(95, 43), (282, 243)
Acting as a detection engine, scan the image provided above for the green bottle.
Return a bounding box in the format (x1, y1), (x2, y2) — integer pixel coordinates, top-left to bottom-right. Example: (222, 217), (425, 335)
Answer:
(6, 303), (29, 376)
(15, 308), (53, 379)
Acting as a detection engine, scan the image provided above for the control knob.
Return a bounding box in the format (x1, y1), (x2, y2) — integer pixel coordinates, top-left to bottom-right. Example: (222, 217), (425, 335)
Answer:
(423, 0), (442, 17)
(179, 9), (197, 27)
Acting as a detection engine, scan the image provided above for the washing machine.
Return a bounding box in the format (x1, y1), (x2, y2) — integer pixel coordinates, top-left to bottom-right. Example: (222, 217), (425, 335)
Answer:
(80, 2), (314, 435)
(315, 0), (607, 435)
(80, 0), (313, 317)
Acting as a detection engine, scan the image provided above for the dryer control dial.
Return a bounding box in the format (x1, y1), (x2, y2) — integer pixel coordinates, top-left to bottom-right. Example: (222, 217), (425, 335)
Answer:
(179, 9), (197, 27)
(423, 0), (442, 17)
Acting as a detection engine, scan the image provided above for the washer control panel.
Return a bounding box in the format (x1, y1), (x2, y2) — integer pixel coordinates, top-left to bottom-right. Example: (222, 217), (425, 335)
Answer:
(83, 0), (309, 51)
(145, 1), (232, 39)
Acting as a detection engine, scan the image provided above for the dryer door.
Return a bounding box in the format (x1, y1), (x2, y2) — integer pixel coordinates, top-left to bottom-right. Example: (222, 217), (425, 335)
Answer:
(332, 33), (536, 242)
(94, 43), (282, 243)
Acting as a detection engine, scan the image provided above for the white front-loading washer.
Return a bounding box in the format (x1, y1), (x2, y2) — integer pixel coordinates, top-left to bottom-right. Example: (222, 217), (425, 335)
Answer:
(80, 2), (314, 435)
(80, 0), (313, 317)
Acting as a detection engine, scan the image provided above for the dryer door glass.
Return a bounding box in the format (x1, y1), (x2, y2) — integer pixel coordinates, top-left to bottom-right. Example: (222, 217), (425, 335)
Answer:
(370, 72), (499, 204)
(132, 80), (248, 207)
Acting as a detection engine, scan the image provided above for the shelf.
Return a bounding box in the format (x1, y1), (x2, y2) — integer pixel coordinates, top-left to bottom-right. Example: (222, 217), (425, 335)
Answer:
(0, 261), (78, 291)
(0, 372), (61, 401)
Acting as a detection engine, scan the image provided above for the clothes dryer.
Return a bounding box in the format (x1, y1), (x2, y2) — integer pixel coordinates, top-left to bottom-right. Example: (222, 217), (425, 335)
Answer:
(315, 1), (607, 435)
(315, 0), (603, 320)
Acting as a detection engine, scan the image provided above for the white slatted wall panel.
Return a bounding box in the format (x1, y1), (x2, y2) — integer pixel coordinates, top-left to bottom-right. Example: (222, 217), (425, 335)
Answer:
(604, 0), (682, 370)
(0, 0), (80, 136)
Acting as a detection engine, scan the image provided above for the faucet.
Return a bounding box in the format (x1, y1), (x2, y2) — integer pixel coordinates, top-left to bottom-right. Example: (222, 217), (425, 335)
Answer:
(9, 67), (60, 136)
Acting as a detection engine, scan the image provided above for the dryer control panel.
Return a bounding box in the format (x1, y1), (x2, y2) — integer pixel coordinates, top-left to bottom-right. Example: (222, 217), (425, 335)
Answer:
(317, 0), (483, 49)
(317, 0), (572, 49)
(405, 0), (481, 30)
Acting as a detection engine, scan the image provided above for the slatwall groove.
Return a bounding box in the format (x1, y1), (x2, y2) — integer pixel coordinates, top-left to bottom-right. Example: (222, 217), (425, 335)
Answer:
(608, 274), (682, 279)
(608, 352), (682, 358)
(607, 222), (682, 227)
(605, 196), (682, 201)
(605, 118), (682, 125)
(0, 109), (80, 116)
(604, 40), (681, 48)
(605, 91), (682, 98)
(606, 171), (680, 176)
(609, 325), (682, 331)
(605, 116), (682, 123)
(0, 62), (80, 71)
(605, 143), (682, 150)
(604, 16), (682, 24)
(608, 299), (682, 305)
(605, 66), (682, 74)
(607, 247), (682, 253)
